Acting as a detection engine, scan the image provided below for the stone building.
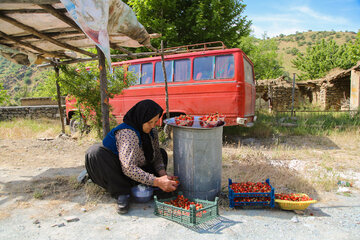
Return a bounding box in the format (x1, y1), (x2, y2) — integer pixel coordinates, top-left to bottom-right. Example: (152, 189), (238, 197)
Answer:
(256, 63), (360, 111)
(297, 63), (360, 110)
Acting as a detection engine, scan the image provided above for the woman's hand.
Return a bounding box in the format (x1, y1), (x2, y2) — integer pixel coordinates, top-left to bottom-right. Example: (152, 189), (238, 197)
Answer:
(153, 175), (177, 192)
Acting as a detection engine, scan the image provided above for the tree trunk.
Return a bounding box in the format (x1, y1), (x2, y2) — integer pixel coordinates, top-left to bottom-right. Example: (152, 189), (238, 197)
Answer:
(161, 40), (170, 119)
(54, 65), (65, 134)
(97, 46), (110, 138)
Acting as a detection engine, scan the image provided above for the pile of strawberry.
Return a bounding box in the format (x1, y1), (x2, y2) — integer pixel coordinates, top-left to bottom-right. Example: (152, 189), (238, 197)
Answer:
(234, 197), (271, 203)
(164, 194), (204, 211)
(200, 112), (225, 128)
(175, 114), (194, 126)
(160, 194), (207, 217)
(275, 193), (313, 201)
(230, 181), (272, 193)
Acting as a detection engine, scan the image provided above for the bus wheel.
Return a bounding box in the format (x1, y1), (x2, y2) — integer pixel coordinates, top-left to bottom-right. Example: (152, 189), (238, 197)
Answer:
(70, 118), (80, 134)
(70, 118), (90, 135)
(163, 124), (173, 140)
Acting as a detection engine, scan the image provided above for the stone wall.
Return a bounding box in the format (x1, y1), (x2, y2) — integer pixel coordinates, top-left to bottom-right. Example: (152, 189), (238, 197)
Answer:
(323, 76), (350, 110)
(0, 105), (65, 121)
(256, 77), (301, 111)
(20, 97), (65, 106)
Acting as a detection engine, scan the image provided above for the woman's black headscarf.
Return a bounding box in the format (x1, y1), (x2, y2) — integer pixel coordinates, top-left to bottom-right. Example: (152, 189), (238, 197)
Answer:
(123, 99), (163, 163)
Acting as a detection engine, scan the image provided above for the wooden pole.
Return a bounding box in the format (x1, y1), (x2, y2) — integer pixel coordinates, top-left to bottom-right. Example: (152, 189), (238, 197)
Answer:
(161, 40), (170, 119)
(54, 64), (65, 134)
(291, 73), (296, 117)
(96, 46), (110, 138)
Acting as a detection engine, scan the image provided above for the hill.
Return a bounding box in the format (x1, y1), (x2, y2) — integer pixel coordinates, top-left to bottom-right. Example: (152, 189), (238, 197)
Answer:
(0, 56), (50, 105)
(274, 30), (358, 76)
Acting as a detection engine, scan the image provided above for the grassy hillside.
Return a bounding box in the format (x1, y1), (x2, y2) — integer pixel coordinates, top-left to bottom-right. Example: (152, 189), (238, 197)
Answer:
(275, 30), (358, 76)
(0, 56), (51, 105)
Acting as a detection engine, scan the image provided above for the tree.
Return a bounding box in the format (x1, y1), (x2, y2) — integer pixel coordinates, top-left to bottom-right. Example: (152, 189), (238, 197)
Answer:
(292, 38), (359, 80)
(238, 35), (285, 80)
(56, 62), (134, 137)
(126, 0), (251, 48)
(0, 83), (9, 105)
(347, 31), (360, 64)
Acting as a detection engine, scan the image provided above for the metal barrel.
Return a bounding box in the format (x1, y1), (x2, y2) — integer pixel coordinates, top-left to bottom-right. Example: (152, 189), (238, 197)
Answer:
(173, 125), (223, 201)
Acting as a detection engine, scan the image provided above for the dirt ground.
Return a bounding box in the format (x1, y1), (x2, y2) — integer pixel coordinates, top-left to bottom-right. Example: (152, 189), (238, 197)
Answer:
(1, 133), (360, 239)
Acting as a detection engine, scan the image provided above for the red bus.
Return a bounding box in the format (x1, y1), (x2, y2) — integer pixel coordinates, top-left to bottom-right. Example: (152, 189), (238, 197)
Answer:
(66, 43), (256, 127)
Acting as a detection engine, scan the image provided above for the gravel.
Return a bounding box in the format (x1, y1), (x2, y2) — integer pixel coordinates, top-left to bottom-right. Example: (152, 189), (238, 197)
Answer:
(0, 190), (359, 240)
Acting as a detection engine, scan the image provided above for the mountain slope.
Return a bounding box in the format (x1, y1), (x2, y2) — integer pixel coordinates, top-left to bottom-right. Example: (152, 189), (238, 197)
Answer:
(274, 30), (358, 75)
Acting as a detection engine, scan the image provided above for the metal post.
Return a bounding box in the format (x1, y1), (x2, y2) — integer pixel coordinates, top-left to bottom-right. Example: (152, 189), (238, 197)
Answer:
(291, 73), (296, 117)
(54, 65), (65, 134)
(97, 46), (110, 138)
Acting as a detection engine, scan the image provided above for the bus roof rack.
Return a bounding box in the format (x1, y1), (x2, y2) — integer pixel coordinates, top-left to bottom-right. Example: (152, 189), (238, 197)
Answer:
(164, 41), (227, 54)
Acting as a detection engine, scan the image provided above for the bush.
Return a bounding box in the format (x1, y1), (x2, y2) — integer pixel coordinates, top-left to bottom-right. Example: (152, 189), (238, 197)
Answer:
(224, 110), (360, 138)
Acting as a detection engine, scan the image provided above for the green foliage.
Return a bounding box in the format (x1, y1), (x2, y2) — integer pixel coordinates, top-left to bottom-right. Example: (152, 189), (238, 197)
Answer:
(286, 47), (299, 56)
(24, 77), (32, 85)
(295, 34), (305, 41)
(0, 82), (10, 105)
(347, 31), (360, 64)
(292, 37), (360, 80)
(57, 62), (134, 137)
(31, 70), (61, 98)
(126, 0), (251, 48)
(297, 41), (306, 47)
(238, 35), (285, 79)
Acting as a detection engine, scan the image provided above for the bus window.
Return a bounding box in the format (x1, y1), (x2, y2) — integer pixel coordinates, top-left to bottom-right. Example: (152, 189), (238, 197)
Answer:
(155, 61), (173, 83)
(193, 56), (214, 80)
(243, 57), (254, 84)
(141, 63), (153, 84)
(128, 64), (140, 85)
(174, 59), (190, 82)
(215, 55), (234, 79)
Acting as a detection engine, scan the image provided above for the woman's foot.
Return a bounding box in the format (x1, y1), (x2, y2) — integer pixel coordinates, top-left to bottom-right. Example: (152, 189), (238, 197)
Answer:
(117, 194), (130, 214)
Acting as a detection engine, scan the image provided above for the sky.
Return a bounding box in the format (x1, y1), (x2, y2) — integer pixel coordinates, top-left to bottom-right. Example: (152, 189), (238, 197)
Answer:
(243, 0), (360, 38)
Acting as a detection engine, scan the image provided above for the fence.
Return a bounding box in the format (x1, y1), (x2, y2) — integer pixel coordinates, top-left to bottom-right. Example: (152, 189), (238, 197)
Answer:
(275, 110), (359, 119)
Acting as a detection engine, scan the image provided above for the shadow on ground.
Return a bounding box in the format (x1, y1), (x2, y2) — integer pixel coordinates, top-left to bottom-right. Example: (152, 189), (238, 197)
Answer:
(0, 167), (113, 206)
(184, 216), (241, 233)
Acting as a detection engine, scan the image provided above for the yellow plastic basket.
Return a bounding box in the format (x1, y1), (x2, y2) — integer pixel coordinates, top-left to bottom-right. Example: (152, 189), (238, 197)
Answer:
(275, 194), (317, 210)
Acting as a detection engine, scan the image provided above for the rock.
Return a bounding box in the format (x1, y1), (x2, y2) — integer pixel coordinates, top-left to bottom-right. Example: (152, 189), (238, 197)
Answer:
(337, 187), (351, 193)
(64, 216), (80, 222)
(291, 216), (299, 223)
(81, 208), (87, 212)
(51, 223), (65, 227)
(33, 219), (40, 224)
(37, 137), (54, 141)
(294, 210), (305, 215)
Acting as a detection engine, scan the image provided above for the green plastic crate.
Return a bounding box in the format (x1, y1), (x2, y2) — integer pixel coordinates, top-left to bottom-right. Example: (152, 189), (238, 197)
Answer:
(154, 192), (219, 226)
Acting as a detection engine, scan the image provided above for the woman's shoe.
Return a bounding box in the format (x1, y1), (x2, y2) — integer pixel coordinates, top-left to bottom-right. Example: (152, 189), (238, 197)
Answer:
(117, 194), (130, 214)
